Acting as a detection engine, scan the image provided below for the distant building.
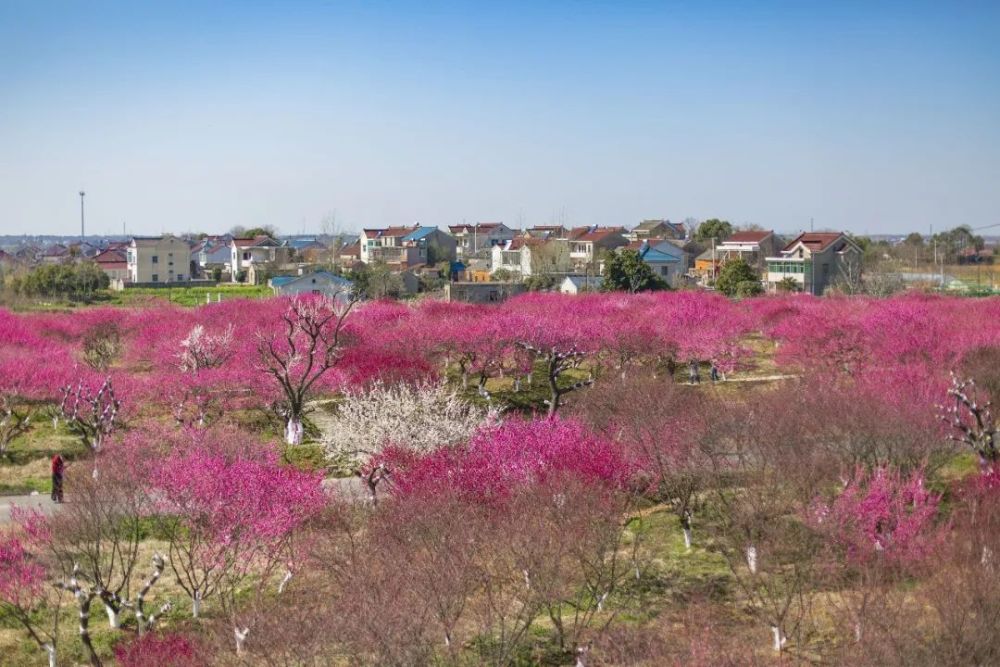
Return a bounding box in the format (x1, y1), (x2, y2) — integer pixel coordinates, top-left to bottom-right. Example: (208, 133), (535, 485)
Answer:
(359, 226), (419, 265)
(230, 237), (291, 283)
(559, 275), (603, 294)
(625, 239), (689, 287)
(445, 281), (526, 303)
(491, 237), (572, 278)
(448, 223), (516, 259)
(714, 230), (781, 274)
(567, 226), (628, 267)
(93, 249), (128, 283)
(269, 271), (353, 298)
(630, 219), (687, 242)
(765, 232), (862, 295)
(127, 236), (192, 283)
(401, 226), (458, 264)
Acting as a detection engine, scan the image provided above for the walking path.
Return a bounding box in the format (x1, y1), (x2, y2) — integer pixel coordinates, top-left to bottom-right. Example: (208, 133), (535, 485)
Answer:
(0, 493), (57, 524)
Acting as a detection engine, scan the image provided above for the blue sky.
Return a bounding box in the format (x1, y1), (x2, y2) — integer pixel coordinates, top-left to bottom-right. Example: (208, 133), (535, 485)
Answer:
(1, 1), (998, 236)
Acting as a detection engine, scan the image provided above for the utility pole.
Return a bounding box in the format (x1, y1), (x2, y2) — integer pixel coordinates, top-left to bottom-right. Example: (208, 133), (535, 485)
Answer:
(79, 191), (86, 240)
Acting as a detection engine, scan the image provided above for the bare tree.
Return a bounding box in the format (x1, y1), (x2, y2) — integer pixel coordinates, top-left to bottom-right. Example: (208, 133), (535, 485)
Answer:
(940, 372), (998, 466)
(58, 377), (120, 457)
(516, 342), (594, 418)
(0, 392), (32, 458)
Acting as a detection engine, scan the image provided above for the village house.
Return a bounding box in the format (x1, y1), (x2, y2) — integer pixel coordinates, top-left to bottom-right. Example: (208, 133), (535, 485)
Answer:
(93, 248), (129, 283)
(615, 239), (689, 287)
(491, 237), (572, 278)
(765, 232), (862, 295)
(269, 270), (353, 298)
(448, 222), (516, 259)
(400, 226), (458, 264)
(567, 226), (628, 268)
(559, 275), (604, 294)
(523, 225), (569, 239)
(359, 226), (419, 265)
(230, 236), (292, 283)
(628, 219), (687, 242)
(714, 230), (781, 274)
(127, 236), (192, 283)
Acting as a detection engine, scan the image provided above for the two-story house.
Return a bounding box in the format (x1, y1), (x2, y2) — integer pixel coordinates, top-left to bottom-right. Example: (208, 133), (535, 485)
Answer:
(449, 222), (516, 259)
(611, 239), (689, 287)
(230, 236), (289, 282)
(93, 248), (128, 283)
(400, 226), (458, 265)
(765, 232), (862, 295)
(360, 226), (419, 265)
(128, 236), (192, 283)
(567, 227), (628, 269)
(629, 219), (687, 242)
(714, 230), (781, 274)
(491, 237), (572, 278)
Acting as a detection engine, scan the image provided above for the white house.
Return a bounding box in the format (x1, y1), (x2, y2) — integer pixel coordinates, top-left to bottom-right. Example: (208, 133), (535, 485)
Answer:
(559, 275), (603, 294)
(269, 271), (353, 298)
(765, 232), (862, 295)
(491, 237), (571, 278)
(230, 236), (287, 282)
(449, 222), (516, 259)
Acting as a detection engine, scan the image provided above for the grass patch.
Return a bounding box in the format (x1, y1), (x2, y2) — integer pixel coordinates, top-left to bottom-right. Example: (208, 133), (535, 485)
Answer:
(103, 284), (271, 307)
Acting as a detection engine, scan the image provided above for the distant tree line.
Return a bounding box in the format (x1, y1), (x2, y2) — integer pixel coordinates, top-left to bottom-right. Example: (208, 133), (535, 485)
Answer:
(6, 262), (109, 300)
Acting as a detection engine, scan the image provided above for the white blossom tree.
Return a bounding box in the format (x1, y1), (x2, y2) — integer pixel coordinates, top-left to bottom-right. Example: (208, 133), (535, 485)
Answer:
(322, 380), (501, 465)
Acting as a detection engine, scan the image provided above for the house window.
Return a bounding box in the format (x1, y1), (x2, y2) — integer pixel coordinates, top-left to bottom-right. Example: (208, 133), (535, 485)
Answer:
(152, 255), (158, 264)
(152, 274), (159, 282)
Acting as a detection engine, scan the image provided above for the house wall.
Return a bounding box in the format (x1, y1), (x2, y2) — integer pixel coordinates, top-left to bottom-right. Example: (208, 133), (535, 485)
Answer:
(129, 238), (191, 283)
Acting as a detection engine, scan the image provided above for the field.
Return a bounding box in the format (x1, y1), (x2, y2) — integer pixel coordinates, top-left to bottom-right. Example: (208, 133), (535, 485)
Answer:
(1, 291), (999, 666)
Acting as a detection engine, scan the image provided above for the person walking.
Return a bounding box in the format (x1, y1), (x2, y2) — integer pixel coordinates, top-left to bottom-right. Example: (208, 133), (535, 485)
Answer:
(688, 359), (700, 385)
(710, 362), (720, 383)
(51, 454), (64, 503)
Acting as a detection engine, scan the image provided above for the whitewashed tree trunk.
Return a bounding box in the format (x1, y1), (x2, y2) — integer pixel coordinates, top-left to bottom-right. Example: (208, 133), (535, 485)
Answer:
(278, 570), (293, 594)
(52, 417), (59, 430)
(461, 373), (468, 389)
(771, 625), (786, 652)
(192, 593), (202, 618)
(746, 545), (758, 574)
(234, 627), (249, 655)
(104, 603), (120, 629)
(683, 527), (692, 551)
(854, 621), (863, 643)
(514, 378), (521, 392)
(285, 418), (303, 445)
(44, 644), (56, 667)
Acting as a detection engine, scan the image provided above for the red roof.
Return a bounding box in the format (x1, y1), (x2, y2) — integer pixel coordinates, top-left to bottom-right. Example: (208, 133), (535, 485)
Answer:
(363, 226), (417, 238)
(726, 230), (772, 243)
(782, 232), (847, 253)
(448, 222), (503, 234)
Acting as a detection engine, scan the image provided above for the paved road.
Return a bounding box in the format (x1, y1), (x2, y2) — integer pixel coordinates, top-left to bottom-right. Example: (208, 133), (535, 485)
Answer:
(0, 493), (57, 524)
(0, 477), (368, 525)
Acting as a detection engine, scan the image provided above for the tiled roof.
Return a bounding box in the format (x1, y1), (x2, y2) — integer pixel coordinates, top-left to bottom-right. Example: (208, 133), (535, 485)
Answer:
(363, 226), (418, 238)
(726, 230), (772, 243)
(782, 232), (846, 253)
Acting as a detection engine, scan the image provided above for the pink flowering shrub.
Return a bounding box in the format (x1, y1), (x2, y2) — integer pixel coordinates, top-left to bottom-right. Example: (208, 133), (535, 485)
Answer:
(809, 467), (943, 573)
(114, 632), (207, 667)
(382, 417), (635, 503)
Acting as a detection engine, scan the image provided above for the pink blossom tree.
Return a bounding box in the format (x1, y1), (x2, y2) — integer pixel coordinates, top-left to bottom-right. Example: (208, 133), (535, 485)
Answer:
(256, 295), (359, 444)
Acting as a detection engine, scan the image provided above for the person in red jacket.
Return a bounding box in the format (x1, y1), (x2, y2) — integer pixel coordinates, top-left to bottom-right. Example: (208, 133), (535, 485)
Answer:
(51, 454), (64, 503)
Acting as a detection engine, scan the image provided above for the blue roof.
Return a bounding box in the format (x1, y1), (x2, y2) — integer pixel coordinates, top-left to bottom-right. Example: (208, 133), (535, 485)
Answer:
(402, 226), (437, 242)
(270, 271), (352, 288)
(639, 245), (681, 263)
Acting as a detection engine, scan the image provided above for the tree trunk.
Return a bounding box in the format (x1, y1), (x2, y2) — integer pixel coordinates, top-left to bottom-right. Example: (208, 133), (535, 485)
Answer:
(192, 593), (202, 619)
(771, 625), (786, 652)
(44, 644), (56, 667)
(746, 545), (758, 574)
(285, 417), (303, 445)
(234, 627), (249, 655)
(103, 603), (120, 629)
(683, 527), (692, 551)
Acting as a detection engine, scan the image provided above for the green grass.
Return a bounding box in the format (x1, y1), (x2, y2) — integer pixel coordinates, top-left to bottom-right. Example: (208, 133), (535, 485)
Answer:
(102, 284), (272, 307)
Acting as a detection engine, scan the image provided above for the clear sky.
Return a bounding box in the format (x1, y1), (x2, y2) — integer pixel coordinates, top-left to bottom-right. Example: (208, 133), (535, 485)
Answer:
(1, 1), (999, 237)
